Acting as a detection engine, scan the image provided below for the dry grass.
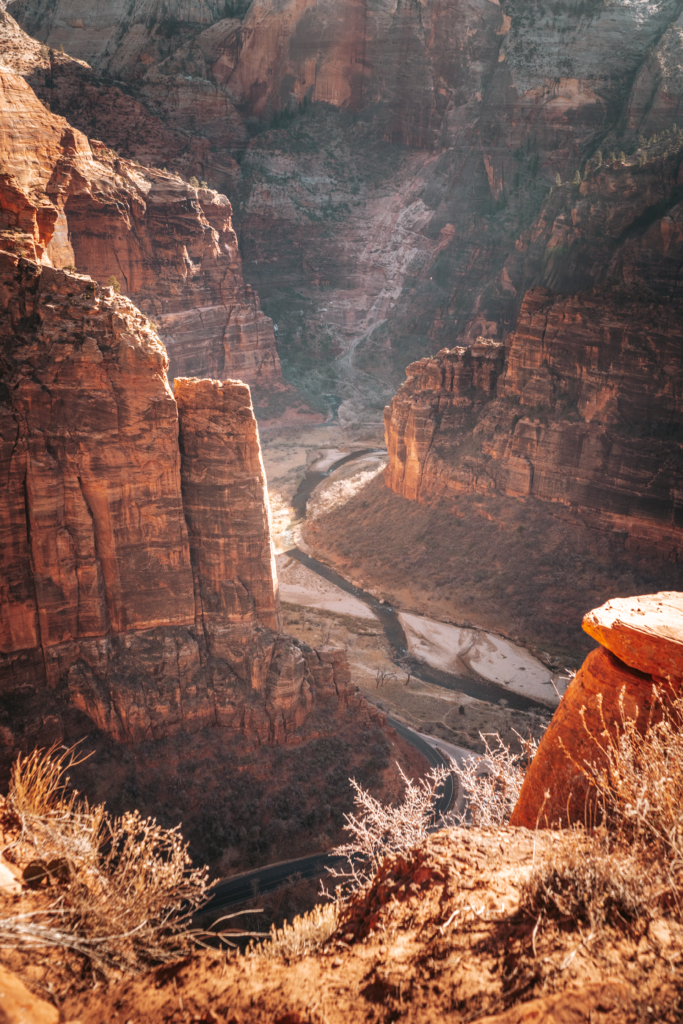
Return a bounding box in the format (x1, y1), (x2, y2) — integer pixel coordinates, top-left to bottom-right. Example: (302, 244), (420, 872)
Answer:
(523, 689), (683, 940)
(0, 745), (211, 975)
(250, 902), (341, 960)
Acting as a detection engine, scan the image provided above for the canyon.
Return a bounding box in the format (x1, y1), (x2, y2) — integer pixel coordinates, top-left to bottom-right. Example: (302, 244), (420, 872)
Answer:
(5, 0), (682, 614)
(0, 39), (413, 872)
(3, 4), (683, 1020)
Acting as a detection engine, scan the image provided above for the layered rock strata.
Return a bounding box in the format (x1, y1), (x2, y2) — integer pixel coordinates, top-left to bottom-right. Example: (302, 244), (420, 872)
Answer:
(0, 48), (281, 387)
(0, 253), (364, 768)
(7, 0), (675, 385)
(511, 591), (683, 828)
(384, 284), (683, 556)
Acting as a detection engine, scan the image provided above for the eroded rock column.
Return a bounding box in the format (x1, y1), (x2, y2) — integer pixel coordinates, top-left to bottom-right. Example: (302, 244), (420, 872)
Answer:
(175, 376), (281, 679)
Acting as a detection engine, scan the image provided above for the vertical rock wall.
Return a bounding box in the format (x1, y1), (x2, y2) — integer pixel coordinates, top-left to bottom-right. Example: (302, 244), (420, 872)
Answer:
(0, 254), (351, 764)
(383, 286), (683, 556)
(175, 376), (281, 666)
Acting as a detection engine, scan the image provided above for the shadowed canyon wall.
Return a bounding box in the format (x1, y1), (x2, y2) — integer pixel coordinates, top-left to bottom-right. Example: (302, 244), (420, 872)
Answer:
(384, 275), (683, 558)
(8, 0), (683, 404)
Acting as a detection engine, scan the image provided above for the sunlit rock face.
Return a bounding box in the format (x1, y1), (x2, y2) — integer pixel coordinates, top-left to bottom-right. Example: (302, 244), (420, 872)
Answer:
(511, 592), (683, 829)
(0, 250), (363, 765)
(0, 55), (364, 770)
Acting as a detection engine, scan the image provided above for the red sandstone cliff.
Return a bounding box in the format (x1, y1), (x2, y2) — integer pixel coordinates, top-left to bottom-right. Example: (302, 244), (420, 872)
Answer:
(384, 274), (683, 557)
(0, 250), (365, 766)
(0, 38), (281, 391)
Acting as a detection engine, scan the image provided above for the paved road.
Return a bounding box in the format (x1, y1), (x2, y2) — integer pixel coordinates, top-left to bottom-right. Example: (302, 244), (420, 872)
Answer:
(198, 719), (454, 918)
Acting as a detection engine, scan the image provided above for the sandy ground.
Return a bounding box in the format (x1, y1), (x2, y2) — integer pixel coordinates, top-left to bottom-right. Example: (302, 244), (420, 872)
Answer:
(260, 425), (386, 553)
(307, 453), (387, 521)
(276, 582), (552, 757)
(399, 612), (569, 707)
(277, 554), (377, 619)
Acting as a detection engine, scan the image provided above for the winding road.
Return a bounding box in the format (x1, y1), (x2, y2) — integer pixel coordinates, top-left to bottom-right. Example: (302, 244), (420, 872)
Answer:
(202, 447), (546, 918)
(200, 719), (454, 916)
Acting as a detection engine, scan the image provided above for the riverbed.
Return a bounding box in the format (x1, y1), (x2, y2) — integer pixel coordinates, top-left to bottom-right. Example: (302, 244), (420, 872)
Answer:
(261, 429), (560, 755)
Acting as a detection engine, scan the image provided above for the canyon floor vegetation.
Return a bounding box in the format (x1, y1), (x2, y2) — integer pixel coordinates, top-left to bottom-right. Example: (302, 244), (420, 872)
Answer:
(306, 474), (683, 663)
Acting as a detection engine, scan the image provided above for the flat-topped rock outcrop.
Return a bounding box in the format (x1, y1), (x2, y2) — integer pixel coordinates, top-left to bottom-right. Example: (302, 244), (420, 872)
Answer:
(511, 591), (683, 829)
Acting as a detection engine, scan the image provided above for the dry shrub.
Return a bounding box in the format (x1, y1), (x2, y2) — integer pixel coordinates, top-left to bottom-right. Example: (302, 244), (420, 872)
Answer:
(522, 830), (648, 934)
(0, 745), (210, 975)
(448, 732), (538, 827)
(251, 901), (340, 960)
(327, 764), (451, 893)
(523, 689), (683, 934)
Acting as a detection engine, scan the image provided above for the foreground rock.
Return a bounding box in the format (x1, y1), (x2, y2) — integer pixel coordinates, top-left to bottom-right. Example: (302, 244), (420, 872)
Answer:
(511, 591), (683, 828)
(0, 964), (59, 1024)
(58, 826), (677, 1023)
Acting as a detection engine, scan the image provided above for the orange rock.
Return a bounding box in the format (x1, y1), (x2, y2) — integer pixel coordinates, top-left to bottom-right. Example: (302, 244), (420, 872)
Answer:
(0, 965), (59, 1024)
(583, 592), (683, 680)
(0, 251), (366, 760)
(510, 591), (683, 829)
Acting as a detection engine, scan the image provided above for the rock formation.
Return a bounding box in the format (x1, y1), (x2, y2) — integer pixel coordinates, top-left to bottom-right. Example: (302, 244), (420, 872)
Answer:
(8, 0), (679, 396)
(0, 39), (281, 392)
(511, 591), (683, 829)
(0, 249), (370, 768)
(383, 275), (683, 556)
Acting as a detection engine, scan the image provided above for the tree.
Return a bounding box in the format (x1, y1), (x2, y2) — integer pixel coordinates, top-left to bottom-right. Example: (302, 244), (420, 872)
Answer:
(618, 151), (626, 164)
(572, 170), (582, 185)
(189, 175), (199, 188)
(595, 150), (602, 169)
(108, 275), (121, 293)
(555, 172), (562, 186)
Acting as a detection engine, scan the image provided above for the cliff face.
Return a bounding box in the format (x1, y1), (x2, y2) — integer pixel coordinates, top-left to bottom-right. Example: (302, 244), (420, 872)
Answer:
(0, 41), (281, 391)
(0, 251), (360, 766)
(511, 591), (683, 828)
(8, 0), (682, 406)
(384, 276), (683, 557)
